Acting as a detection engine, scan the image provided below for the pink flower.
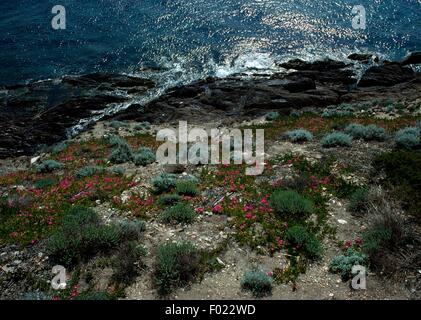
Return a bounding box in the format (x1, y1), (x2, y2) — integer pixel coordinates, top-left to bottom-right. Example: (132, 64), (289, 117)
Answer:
(245, 213), (254, 220)
(212, 204), (223, 214)
(195, 207), (204, 214)
(260, 197), (269, 205)
(266, 271), (273, 277)
(243, 204), (254, 212)
(277, 239), (284, 247)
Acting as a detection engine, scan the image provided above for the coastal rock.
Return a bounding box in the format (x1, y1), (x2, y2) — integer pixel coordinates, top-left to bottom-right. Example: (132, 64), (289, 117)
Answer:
(400, 51), (421, 66)
(358, 63), (416, 87)
(348, 53), (378, 63)
(279, 58), (348, 71)
(0, 73), (155, 158)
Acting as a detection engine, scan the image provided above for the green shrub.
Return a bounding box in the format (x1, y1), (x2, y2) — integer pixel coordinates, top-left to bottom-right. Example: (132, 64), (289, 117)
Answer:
(373, 150), (421, 218)
(321, 132), (352, 148)
(22, 291), (52, 301)
(394, 127), (420, 149)
(285, 225), (323, 260)
(269, 190), (314, 218)
(107, 134), (128, 147)
(329, 248), (366, 280)
(117, 219), (146, 240)
(51, 141), (68, 155)
(36, 160), (63, 173)
(159, 194), (182, 206)
(109, 121), (128, 129)
(241, 270), (273, 297)
(33, 177), (57, 189)
(76, 166), (105, 178)
(160, 203), (196, 224)
(112, 241), (146, 285)
(345, 124), (387, 141)
(47, 206), (121, 266)
(265, 112), (279, 121)
(152, 173), (177, 194)
(74, 292), (111, 300)
(347, 188), (369, 215)
(284, 129), (313, 143)
(322, 105), (354, 118)
(364, 125), (388, 141)
(133, 147), (156, 166)
(344, 123), (366, 139)
(154, 242), (200, 295)
(134, 122), (151, 130)
(108, 144), (133, 164)
(108, 166), (125, 176)
(175, 180), (198, 196)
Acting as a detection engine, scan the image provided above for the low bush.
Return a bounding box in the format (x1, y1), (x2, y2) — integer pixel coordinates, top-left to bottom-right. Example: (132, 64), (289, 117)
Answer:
(345, 124), (387, 141)
(160, 203), (196, 224)
(322, 104), (354, 118)
(360, 195), (418, 276)
(159, 194), (182, 206)
(154, 242), (200, 295)
(394, 127), (420, 149)
(117, 219), (146, 240)
(46, 206), (121, 266)
(36, 160), (63, 173)
(112, 241), (146, 286)
(285, 225), (323, 260)
(74, 292), (111, 300)
(241, 270), (273, 298)
(109, 144), (133, 164)
(133, 147), (156, 166)
(107, 134), (128, 148)
(321, 132), (352, 148)
(152, 173), (177, 194)
(175, 180), (198, 196)
(372, 150), (421, 218)
(265, 112), (279, 121)
(329, 248), (366, 280)
(269, 190), (314, 218)
(76, 166), (105, 178)
(284, 129), (313, 143)
(33, 177), (57, 189)
(108, 166), (125, 176)
(108, 121), (128, 129)
(347, 188), (369, 215)
(134, 122), (151, 130)
(364, 124), (388, 141)
(51, 141), (68, 155)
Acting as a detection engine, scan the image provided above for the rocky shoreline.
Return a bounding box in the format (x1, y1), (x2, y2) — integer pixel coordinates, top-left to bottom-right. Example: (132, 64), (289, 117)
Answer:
(1, 52), (421, 159)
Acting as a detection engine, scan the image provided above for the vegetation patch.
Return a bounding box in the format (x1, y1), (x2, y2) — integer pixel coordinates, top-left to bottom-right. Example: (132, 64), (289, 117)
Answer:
(154, 242), (200, 295)
(285, 225), (323, 260)
(269, 190), (314, 219)
(321, 132), (352, 148)
(241, 270), (273, 298)
(284, 129), (313, 143)
(160, 203), (196, 224)
(36, 160), (63, 173)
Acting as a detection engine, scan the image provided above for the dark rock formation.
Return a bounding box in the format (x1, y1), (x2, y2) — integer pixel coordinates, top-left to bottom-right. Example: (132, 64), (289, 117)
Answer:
(1, 56), (420, 159)
(0, 73), (155, 158)
(400, 51), (421, 66)
(348, 53), (378, 63)
(358, 63), (416, 87)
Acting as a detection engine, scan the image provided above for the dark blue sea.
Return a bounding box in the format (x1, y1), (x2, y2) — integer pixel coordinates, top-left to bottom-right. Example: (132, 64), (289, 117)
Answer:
(1, 0), (420, 88)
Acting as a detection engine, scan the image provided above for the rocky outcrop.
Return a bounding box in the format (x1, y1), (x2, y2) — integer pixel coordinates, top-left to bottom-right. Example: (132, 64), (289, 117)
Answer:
(358, 63), (416, 87)
(400, 51), (421, 66)
(0, 73), (155, 158)
(1, 56), (420, 159)
(348, 53), (378, 63)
